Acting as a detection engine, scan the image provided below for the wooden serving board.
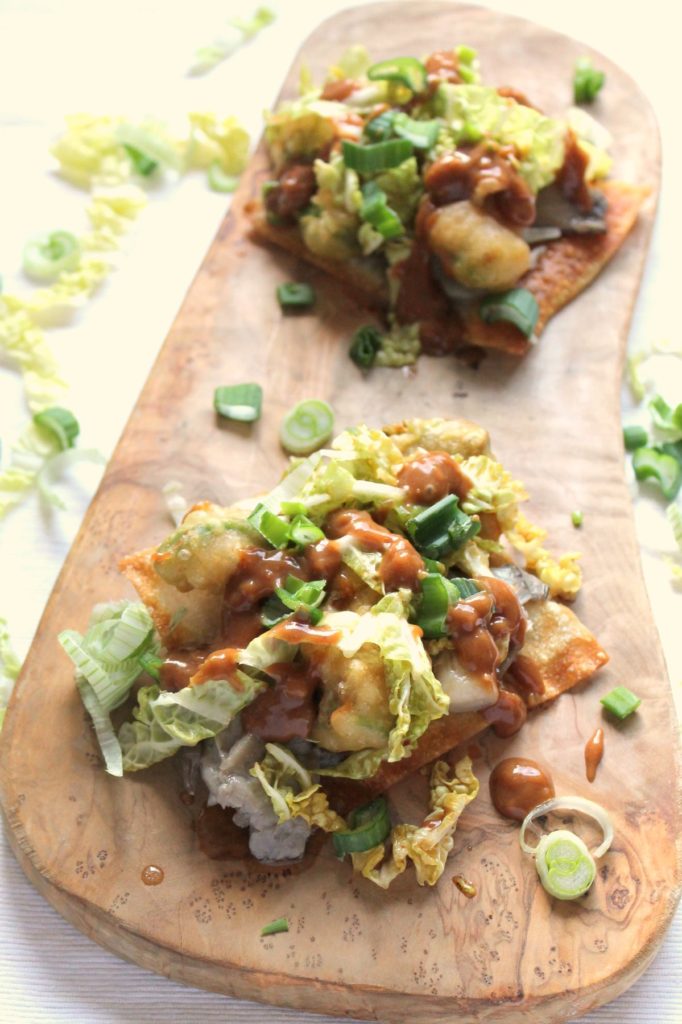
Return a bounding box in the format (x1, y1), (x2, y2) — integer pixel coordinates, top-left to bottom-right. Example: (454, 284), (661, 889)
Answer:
(1, 4), (679, 1022)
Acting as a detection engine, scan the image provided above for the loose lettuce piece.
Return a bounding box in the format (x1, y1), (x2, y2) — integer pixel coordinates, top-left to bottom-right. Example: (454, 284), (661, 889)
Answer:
(460, 454), (582, 599)
(351, 756), (479, 888)
(23, 258), (110, 325)
(339, 540), (384, 593)
(372, 157), (422, 224)
(385, 417), (490, 460)
(329, 44), (372, 81)
(0, 301), (67, 410)
(0, 617), (21, 731)
(189, 6), (275, 76)
(375, 322), (421, 368)
(84, 184), (147, 249)
(313, 155), (362, 215)
(300, 206), (360, 262)
(265, 97), (345, 173)
(186, 113), (250, 174)
(120, 670), (264, 772)
(434, 85), (566, 192)
(51, 114), (130, 188)
(251, 743), (346, 831)
(0, 420), (64, 518)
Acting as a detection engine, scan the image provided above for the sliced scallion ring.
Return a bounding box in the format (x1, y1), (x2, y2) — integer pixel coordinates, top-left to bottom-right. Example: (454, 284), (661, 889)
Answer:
(333, 797), (391, 857)
(520, 795), (614, 860)
(367, 57), (427, 94)
(479, 288), (539, 338)
(534, 830), (596, 900)
(23, 230), (81, 282)
(33, 407), (80, 451)
(349, 325), (382, 368)
(207, 161), (240, 193)
(213, 383), (262, 423)
(280, 399), (334, 456)
(248, 503), (291, 549)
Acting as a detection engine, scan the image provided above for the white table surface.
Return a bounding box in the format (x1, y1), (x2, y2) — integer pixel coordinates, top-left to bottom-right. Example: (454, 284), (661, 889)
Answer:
(0, 1), (679, 1021)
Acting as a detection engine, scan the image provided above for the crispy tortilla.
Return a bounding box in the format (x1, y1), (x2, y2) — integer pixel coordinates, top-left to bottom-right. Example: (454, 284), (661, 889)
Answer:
(247, 179), (649, 357)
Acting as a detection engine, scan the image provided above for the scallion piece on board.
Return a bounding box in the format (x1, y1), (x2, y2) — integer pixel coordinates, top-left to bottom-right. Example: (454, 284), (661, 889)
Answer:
(573, 57), (605, 104)
(623, 424), (648, 451)
(367, 56), (427, 94)
(279, 399), (334, 456)
(479, 288), (539, 338)
(23, 230), (80, 282)
(534, 830), (596, 900)
(342, 138), (413, 173)
(207, 161), (239, 193)
(276, 282), (315, 310)
(261, 917), (289, 937)
(213, 383), (262, 423)
(33, 407), (80, 451)
(332, 797), (391, 857)
(349, 325), (382, 368)
(600, 685), (641, 720)
(632, 446), (682, 500)
(248, 503), (291, 549)
(123, 143), (158, 177)
(571, 510), (583, 528)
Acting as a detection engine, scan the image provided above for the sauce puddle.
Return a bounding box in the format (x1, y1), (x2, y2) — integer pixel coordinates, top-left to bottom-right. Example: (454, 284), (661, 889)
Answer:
(141, 865), (165, 886)
(489, 757), (555, 821)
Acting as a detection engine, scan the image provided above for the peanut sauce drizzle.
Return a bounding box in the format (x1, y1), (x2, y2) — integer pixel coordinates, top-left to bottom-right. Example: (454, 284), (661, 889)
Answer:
(584, 726), (605, 783)
(326, 509), (425, 592)
(489, 758), (555, 821)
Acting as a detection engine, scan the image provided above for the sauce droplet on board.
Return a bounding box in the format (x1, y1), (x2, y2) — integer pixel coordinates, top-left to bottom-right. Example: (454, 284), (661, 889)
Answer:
(141, 865), (165, 886)
(489, 757), (555, 821)
(452, 874), (477, 898)
(584, 727), (605, 783)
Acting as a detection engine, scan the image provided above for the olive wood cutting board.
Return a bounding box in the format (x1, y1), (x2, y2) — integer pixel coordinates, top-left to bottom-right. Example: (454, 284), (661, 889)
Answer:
(0, 3), (679, 1022)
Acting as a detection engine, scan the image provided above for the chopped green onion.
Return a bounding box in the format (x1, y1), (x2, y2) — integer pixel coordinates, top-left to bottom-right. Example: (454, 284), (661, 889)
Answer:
(33, 407), (80, 452)
(600, 685), (641, 720)
(262, 575), (326, 627)
(623, 424), (648, 451)
(455, 44), (478, 84)
(279, 399), (334, 456)
(365, 110), (396, 142)
(360, 181), (403, 239)
(276, 282), (315, 310)
(139, 650), (164, 679)
(123, 143), (158, 177)
(406, 495), (480, 559)
(392, 113), (440, 150)
(649, 394), (682, 435)
(571, 510), (583, 528)
(280, 500), (307, 516)
(573, 57), (605, 104)
(333, 797), (391, 856)
(367, 57), (427, 94)
(248, 503), (292, 549)
(213, 383), (262, 423)
(289, 514), (325, 547)
(632, 446), (682, 500)
(534, 830), (596, 900)
(349, 325), (382, 369)
(342, 138), (413, 173)
(261, 917), (289, 937)
(207, 161), (239, 193)
(23, 230), (81, 282)
(479, 288), (539, 338)
(416, 573), (482, 637)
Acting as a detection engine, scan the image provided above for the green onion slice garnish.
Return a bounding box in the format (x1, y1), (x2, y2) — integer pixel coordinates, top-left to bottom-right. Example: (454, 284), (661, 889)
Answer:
(600, 685), (641, 720)
(279, 399), (334, 456)
(391, 112), (440, 150)
(277, 282), (315, 310)
(33, 407), (80, 451)
(360, 181), (403, 239)
(632, 446), (682, 500)
(123, 143), (158, 177)
(571, 510), (583, 528)
(261, 917), (289, 937)
(479, 288), (539, 338)
(520, 795), (613, 901)
(416, 573), (481, 637)
(623, 424), (648, 451)
(289, 514), (325, 547)
(213, 383), (262, 423)
(365, 110), (397, 142)
(648, 394), (682, 435)
(248, 503), (292, 549)
(23, 230), (81, 282)
(207, 161), (240, 193)
(342, 138), (413, 173)
(367, 56), (427, 94)
(406, 494), (480, 559)
(573, 57), (605, 104)
(349, 324), (382, 369)
(262, 575), (327, 628)
(332, 797), (391, 857)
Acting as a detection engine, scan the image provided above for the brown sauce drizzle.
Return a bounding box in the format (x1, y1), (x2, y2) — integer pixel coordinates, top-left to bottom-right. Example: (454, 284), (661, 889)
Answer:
(303, 538), (342, 580)
(326, 509), (424, 592)
(452, 874), (477, 898)
(424, 143), (535, 228)
(557, 129), (592, 212)
(270, 619), (341, 646)
(241, 661), (317, 741)
(584, 726), (605, 783)
(265, 163), (316, 222)
(220, 609), (264, 648)
(425, 50), (465, 91)
(158, 651), (208, 692)
(321, 78), (358, 101)
(481, 688), (527, 737)
(225, 548), (306, 611)
(141, 865), (165, 886)
(190, 648), (242, 688)
(489, 757), (555, 821)
(397, 451), (472, 505)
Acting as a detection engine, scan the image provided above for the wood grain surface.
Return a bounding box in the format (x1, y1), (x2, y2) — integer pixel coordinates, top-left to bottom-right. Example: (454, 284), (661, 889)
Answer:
(0, 4), (679, 1022)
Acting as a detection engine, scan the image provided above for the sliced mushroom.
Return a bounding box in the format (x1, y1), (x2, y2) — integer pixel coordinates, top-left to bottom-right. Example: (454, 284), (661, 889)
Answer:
(533, 184), (607, 235)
